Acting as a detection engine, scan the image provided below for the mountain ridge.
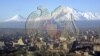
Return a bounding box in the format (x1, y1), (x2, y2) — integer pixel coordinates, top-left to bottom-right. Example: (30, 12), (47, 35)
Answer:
(52, 6), (100, 21)
(0, 6), (100, 28)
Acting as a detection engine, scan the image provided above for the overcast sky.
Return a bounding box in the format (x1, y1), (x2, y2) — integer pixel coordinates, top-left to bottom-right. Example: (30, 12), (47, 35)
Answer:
(0, 0), (100, 21)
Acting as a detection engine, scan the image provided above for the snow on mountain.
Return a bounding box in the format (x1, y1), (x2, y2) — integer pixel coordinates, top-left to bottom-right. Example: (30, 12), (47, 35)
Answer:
(3, 6), (100, 22)
(0, 6), (100, 28)
(5, 14), (26, 22)
(32, 6), (100, 28)
(26, 6), (100, 21)
(52, 6), (100, 21)
(0, 15), (26, 28)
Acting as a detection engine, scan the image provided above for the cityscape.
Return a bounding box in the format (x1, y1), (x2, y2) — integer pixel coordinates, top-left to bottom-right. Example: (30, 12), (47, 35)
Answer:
(0, 0), (100, 56)
(0, 27), (100, 56)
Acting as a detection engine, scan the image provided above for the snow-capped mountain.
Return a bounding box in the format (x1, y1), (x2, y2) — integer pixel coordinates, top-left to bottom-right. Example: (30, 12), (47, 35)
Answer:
(31, 6), (100, 29)
(51, 6), (100, 28)
(35, 6), (100, 21)
(52, 6), (100, 21)
(5, 14), (26, 22)
(0, 15), (25, 28)
(0, 6), (100, 28)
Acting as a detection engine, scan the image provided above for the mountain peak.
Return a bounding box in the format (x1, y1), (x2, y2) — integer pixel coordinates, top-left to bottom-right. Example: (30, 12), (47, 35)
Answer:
(5, 14), (25, 22)
(53, 6), (76, 14)
(33, 6), (100, 21)
(52, 6), (100, 21)
(51, 6), (77, 19)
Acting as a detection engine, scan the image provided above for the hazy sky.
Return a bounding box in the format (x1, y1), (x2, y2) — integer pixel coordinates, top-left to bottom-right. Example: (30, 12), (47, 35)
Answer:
(0, 0), (100, 21)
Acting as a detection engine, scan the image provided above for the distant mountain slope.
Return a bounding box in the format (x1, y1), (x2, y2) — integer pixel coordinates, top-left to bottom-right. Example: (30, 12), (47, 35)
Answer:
(5, 14), (26, 22)
(51, 6), (100, 21)
(0, 14), (25, 28)
(0, 6), (100, 28)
